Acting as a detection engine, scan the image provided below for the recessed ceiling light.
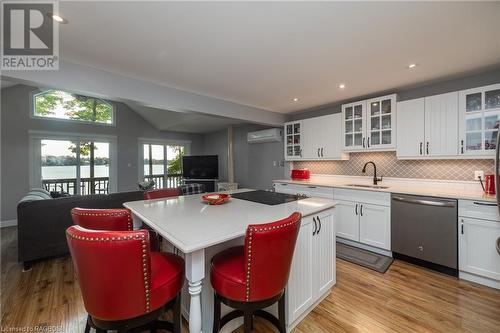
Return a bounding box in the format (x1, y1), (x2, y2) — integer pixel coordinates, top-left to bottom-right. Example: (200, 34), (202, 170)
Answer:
(48, 13), (68, 24)
(339, 84), (346, 89)
(292, 97), (299, 102)
(408, 63), (417, 69)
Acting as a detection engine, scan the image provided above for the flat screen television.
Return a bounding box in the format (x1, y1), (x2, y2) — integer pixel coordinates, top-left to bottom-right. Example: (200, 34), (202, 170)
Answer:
(182, 155), (219, 179)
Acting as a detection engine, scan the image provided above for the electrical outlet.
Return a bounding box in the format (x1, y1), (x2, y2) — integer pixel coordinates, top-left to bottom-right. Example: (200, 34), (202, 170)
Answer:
(474, 170), (484, 180)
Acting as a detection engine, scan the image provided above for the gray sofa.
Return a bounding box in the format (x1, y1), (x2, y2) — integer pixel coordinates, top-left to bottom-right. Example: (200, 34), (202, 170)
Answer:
(17, 189), (144, 270)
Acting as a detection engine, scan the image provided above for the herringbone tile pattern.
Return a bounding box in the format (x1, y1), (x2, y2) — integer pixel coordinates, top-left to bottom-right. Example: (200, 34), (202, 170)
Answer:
(293, 152), (494, 180)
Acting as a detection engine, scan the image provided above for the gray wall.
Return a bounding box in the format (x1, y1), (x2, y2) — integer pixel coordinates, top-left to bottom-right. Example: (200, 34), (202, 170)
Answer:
(202, 124), (287, 190)
(289, 68), (500, 120)
(1, 84), (204, 221)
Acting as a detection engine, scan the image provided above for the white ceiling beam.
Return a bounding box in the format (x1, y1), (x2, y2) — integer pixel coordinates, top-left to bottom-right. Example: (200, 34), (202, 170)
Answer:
(2, 60), (285, 126)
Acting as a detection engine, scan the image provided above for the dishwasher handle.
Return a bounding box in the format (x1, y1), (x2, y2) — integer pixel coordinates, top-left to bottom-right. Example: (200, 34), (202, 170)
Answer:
(392, 196), (455, 207)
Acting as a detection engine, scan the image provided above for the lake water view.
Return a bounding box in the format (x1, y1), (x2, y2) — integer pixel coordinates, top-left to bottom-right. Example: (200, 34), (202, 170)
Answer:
(42, 165), (166, 179)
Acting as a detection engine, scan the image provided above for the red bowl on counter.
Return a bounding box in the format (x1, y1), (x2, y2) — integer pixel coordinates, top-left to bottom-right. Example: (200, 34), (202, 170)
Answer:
(202, 193), (231, 205)
(291, 169), (310, 180)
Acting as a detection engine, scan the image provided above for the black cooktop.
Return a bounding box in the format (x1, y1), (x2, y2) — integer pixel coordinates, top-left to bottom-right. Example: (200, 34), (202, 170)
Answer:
(231, 190), (307, 206)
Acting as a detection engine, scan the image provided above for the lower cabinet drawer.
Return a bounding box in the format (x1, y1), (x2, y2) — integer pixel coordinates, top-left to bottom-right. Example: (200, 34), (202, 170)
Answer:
(459, 200), (500, 222)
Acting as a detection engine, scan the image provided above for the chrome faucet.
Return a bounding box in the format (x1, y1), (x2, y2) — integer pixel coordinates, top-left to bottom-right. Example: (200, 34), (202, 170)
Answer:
(362, 161), (383, 185)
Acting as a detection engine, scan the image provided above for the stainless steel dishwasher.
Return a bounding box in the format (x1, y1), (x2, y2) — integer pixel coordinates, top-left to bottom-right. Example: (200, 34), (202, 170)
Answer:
(391, 194), (458, 275)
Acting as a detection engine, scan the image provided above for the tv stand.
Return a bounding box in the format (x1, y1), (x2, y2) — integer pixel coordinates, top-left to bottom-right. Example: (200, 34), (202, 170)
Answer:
(183, 179), (218, 192)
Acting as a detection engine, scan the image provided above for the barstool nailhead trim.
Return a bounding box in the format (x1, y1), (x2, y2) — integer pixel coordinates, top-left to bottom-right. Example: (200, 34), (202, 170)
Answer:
(66, 230), (150, 312)
(72, 209), (133, 230)
(244, 218), (300, 301)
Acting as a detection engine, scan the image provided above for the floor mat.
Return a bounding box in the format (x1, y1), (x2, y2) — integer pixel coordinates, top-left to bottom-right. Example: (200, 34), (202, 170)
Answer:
(337, 243), (394, 273)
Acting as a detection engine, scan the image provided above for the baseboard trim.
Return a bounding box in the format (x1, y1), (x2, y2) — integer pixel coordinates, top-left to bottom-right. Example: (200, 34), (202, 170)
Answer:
(0, 219), (17, 228)
(336, 237), (392, 257)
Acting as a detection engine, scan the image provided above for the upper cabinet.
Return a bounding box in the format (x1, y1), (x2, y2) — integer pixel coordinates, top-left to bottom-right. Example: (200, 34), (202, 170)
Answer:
(459, 83), (500, 157)
(284, 121), (303, 160)
(342, 94), (396, 152)
(284, 114), (348, 161)
(397, 92), (459, 159)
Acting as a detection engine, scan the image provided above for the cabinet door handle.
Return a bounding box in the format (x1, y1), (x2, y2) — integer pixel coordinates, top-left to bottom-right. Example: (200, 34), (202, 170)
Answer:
(299, 149), (302, 157)
(473, 201), (497, 206)
(426, 142), (429, 155)
(362, 138), (365, 148)
(355, 203), (358, 215)
(496, 237), (500, 255)
(317, 148), (320, 157)
(312, 217), (318, 236)
(317, 216), (322, 234)
(367, 137), (370, 148)
(461, 140), (464, 154)
(420, 142), (423, 155)
(321, 148), (324, 157)
(461, 219), (464, 234)
(360, 204), (363, 216)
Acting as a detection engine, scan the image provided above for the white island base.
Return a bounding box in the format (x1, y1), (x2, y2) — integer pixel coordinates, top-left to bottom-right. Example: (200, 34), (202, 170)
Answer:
(171, 208), (336, 332)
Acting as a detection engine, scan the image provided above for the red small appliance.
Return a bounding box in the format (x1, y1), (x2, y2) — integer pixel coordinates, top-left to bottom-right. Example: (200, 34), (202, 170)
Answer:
(484, 174), (496, 195)
(291, 169), (310, 180)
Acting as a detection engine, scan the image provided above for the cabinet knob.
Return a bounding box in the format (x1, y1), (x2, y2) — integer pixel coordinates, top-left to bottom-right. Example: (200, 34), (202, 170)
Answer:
(418, 246), (424, 252)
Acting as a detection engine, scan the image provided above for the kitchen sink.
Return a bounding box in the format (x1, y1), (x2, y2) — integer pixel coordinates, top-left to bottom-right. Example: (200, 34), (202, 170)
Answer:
(344, 184), (390, 189)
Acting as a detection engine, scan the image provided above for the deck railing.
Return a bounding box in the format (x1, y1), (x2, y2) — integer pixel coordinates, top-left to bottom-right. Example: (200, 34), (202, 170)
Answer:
(42, 174), (183, 195)
(143, 174), (183, 189)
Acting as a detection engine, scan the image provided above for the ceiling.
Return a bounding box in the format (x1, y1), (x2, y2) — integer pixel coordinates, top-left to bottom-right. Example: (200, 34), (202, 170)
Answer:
(57, 1), (500, 114)
(125, 102), (244, 133)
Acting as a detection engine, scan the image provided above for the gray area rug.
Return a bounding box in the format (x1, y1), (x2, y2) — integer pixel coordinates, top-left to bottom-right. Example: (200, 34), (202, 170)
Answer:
(337, 243), (394, 273)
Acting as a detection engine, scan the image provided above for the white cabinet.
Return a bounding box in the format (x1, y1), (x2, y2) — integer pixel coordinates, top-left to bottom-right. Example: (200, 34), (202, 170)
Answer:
(334, 200), (359, 241)
(396, 98), (425, 158)
(459, 217), (500, 288)
(359, 203), (391, 250)
(284, 121), (303, 160)
(396, 92), (459, 159)
(458, 199), (500, 289)
(342, 100), (366, 150)
(425, 92), (459, 156)
(284, 114), (348, 161)
(334, 189), (391, 251)
(366, 95), (397, 150)
(287, 210), (336, 326)
(342, 94), (397, 152)
(459, 83), (500, 157)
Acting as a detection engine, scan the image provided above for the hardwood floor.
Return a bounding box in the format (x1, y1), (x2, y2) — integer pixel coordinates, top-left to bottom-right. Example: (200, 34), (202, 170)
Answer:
(2, 226), (499, 332)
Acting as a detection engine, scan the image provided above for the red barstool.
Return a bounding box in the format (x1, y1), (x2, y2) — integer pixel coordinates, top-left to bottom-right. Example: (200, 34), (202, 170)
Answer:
(144, 188), (180, 200)
(66, 226), (184, 333)
(71, 207), (159, 251)
(210, 212), (301, 333)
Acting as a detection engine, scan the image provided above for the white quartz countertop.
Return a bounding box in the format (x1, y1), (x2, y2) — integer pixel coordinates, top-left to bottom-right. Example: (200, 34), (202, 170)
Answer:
(124, 189), (336, 253)
(274, 178), (497, 202)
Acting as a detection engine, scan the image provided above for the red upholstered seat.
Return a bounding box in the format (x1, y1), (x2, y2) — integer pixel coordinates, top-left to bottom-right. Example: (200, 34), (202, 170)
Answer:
(66, 226), (184, 322)
(210, 212), (301, 302)
(150, 252), (185, 311)
(210, 246), (246, 301)
(71, 207), (159, 251)
(144, 188), (180, 200)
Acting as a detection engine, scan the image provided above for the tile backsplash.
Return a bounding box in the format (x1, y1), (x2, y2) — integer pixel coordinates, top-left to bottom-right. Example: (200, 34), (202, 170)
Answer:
(292, 152), (494, 181)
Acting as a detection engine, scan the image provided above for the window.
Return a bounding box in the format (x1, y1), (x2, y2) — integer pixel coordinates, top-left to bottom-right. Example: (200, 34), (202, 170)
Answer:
(30, 132), (117, 195)
(139, 140), (190, 189)
(33, 89), (114, 125)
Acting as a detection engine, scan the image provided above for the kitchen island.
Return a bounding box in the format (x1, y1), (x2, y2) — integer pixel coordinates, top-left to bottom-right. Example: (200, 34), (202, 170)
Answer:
(124, 189), (337, 333)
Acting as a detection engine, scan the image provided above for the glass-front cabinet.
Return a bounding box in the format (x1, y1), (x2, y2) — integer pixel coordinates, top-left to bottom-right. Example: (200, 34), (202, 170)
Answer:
(342, 101), (366, 150)
(342, 94), (396, 151)
(284, 121), (303, 160)
(459, 83), (500, 156)
(366, 95), (396, 149)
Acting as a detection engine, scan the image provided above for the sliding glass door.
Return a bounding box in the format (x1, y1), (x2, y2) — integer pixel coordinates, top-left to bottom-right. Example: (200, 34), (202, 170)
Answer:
(33, 133), (116, 195)
(141, 141), (187, 189)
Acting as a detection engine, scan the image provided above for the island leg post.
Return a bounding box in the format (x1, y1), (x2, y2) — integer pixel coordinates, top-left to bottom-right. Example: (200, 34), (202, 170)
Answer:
(185, 249), (205, 333)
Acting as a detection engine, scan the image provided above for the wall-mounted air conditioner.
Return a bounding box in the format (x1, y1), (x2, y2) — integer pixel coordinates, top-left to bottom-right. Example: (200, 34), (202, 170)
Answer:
(247, 128), (282, 144)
